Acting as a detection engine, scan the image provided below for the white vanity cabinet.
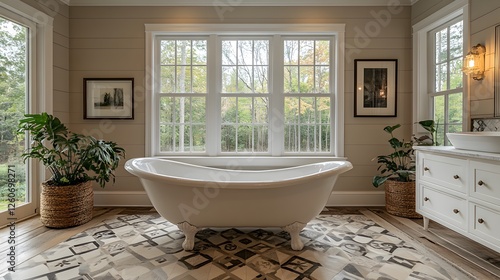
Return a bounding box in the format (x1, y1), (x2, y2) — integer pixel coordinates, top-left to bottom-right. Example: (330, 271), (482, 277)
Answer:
(415, 146), (500, 253)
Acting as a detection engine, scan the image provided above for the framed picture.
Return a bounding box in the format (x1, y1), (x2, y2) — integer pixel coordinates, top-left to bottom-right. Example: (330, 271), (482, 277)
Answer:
(354, 59), (397, 117)
(84, 78), (134, 119)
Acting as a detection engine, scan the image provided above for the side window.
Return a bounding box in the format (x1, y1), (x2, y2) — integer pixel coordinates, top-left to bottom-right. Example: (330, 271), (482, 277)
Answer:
(430, 19), (463, 145)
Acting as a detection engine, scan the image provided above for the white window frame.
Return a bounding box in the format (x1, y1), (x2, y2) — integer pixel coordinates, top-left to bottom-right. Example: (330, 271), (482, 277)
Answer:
(145, 24), (345, 159)
(412, 0), (469, 137)
(0, 0), (53, 226)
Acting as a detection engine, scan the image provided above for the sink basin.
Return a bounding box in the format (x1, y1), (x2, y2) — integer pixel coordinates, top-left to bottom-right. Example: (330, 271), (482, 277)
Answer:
(447, 132), (500, 153)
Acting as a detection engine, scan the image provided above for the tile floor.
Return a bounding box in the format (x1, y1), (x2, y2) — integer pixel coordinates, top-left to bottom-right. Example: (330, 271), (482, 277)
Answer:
(2, 213), (459, 280)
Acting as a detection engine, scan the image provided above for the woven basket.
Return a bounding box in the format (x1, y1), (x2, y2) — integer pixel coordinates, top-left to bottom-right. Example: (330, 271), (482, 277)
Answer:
(40, 181), (93, 228)
(385, 180), (422, 218)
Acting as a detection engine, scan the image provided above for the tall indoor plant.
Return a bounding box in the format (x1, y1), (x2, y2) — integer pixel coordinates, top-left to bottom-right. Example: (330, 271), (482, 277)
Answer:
(18, 113), (125, 228)
(372, 124), (420, 218)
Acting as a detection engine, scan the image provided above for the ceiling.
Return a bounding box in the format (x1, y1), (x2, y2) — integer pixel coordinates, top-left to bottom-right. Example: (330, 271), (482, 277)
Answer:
(63, 0), (418, 6)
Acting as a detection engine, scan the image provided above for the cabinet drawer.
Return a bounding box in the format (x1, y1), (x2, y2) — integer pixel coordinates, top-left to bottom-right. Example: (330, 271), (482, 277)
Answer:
(420, 185), (466, 230)
(469, 203), (500, 247)
(420, 153), (467, 193)
(470, 160), (500, 205)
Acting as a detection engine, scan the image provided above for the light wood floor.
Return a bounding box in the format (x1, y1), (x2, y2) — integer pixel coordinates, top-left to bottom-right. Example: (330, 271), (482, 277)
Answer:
(1, 207), (500, 279)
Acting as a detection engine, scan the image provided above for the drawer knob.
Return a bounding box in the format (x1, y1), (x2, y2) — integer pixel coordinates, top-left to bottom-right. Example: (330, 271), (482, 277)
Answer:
(478, 180), (485, 186)
(453, 175), (460, 179)
(478, 218), (485, 224)
(424, 197), (429, 202)
(453, 209), (459, 214)
(424, 167), (430, 171)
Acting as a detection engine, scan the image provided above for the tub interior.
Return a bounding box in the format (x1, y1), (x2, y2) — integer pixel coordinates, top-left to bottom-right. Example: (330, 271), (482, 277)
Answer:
(129, 158), (350, 183)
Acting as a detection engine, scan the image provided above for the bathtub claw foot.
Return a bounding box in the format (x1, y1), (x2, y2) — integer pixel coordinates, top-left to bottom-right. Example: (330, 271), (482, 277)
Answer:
(177, 222), (199, 251)
(282, 222), (307, 250)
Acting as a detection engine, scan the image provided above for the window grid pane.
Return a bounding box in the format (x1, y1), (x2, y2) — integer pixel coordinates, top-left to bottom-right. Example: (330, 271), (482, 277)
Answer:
(284, 38), (331, 153)
(160, 39), (208, 94)
(220, 97), (269, 153)
(221, 39), (269, 94)
(284, 39), (330, 94)
(159, 39), (207, 153)
(160, 96), (206, 152)
(284, 97), (331, 153)
(431, 19), (464, 146)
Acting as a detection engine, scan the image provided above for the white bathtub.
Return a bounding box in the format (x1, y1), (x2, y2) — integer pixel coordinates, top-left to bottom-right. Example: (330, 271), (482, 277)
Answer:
(125, 157), (352, 250)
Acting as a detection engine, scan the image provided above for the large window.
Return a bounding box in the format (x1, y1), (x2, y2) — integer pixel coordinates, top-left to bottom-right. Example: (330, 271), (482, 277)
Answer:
(159, 39), (207, 152)
(430, 19), (464, 145)
(413, 0), (467, 145)
(220, 38), (270, 153)
(283, 39), (331, 153)
(148, 25), (345, 157)
(0, 2), (52, 226)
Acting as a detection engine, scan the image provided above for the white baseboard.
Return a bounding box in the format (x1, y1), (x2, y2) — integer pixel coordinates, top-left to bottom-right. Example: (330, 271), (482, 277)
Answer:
(94, 190), (386, 207)
(94, 191), (153, 207)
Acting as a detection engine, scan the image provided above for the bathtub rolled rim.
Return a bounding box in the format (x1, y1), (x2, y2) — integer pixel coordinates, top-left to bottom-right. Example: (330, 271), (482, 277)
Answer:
(125, 157), (353, 189)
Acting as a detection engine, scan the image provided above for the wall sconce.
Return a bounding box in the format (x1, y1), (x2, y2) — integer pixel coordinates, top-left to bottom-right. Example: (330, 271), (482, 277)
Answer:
(462, 43), (486, 81)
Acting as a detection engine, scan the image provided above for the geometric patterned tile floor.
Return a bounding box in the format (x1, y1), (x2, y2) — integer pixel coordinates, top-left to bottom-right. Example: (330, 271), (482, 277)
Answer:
(1, 213), (467, 280)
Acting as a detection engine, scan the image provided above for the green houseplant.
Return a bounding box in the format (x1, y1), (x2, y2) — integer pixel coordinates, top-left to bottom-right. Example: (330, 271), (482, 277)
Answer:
(373, 124), (420, 218)
(373, 124), (415, 188)
(18, 113), (125, 228)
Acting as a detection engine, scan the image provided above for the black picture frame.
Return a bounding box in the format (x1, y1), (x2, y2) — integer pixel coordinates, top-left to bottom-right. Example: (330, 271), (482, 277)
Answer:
(84, 78), (134, 119)
(354, 59), (398, 117)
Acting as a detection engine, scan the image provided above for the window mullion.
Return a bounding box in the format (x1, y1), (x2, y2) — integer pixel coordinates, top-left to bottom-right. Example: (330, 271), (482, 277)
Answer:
(447, 26), (451, 91)
(270, 35), (284, 156)
(206, 34), (219, 156)
(444, 93), (450, 145)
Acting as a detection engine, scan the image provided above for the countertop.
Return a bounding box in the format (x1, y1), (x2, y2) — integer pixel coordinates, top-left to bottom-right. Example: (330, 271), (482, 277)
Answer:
(414, 146), (500, 161)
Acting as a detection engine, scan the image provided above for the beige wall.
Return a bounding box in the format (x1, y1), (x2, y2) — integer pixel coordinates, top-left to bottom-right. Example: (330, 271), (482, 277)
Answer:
(411, 0), (500, 119)
(411, 0), (454, 26)
(67, 5), (412, 205)
(15, 1), (500, 206)
(469, 0), (500, 118)
(9, 2), (413, 206)
(22, 0), (70, 123)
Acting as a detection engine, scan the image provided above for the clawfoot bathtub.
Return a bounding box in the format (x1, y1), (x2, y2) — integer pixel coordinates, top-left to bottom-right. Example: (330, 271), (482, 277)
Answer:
(125, 158), (352, 251)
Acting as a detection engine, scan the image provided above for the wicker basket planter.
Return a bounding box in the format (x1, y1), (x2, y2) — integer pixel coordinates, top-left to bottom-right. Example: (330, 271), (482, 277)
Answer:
(40, 181), (93, 228)
(385, 180), (422, 218)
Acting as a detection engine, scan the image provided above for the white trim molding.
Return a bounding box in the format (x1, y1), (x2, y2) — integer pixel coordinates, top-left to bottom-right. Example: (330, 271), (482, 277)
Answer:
(145, 23), (346, 157)
(69, 0), (414, 6)
(94, 191), (154, 207)
(0, 0), (53, 226)
(412, 0), (469, 135)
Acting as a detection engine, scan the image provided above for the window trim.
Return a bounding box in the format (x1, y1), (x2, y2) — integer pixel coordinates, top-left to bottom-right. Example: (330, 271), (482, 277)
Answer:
(0, 0), (53, 225)
(412, 0), (469, 136)
(145, 24), (345, 157)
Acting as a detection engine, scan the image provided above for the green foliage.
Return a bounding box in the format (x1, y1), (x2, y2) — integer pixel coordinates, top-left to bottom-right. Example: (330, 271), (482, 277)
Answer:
(373, 124), (415, 188)
(18, 113), (125, 188)
(0, 164), (26, 207)
(0, 18), (27, 163)
(414, 120), (439, 146)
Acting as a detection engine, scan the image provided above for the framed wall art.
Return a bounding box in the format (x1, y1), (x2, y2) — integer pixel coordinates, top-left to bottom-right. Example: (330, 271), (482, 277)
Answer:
(84, 78), (134, 119)
(354, 59), (397, 117)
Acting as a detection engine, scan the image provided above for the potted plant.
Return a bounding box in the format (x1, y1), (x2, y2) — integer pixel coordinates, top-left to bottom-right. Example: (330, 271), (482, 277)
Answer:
(372, 124), (420, 218)
(18, 113), (125, 228)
